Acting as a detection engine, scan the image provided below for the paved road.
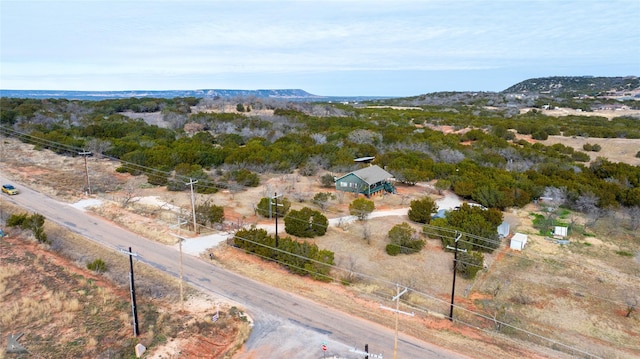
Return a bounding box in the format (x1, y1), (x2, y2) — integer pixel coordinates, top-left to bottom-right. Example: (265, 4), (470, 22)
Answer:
(0, 178), (467, 359)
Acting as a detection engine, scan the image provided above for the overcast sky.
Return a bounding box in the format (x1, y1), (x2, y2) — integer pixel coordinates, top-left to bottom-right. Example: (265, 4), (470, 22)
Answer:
(1, 0), (638, 96)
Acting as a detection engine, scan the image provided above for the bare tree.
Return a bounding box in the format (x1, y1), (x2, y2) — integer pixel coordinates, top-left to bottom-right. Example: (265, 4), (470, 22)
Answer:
(491, 283), (502, 298)
(362, 222), (371, 244)
(183, 122), (205, 134)
(299, 161), (319, 177)
(227, 183), (244, 200)
(438, 149), (465, 164)
(86, 138), (113, 159)
(291, 189), (308, 203)
(489, 305), (506, 331)
(118, 183), (140, 208)
(624, 206), (640, 231)
(339, 255), (359, 284)
(310, 133), (327, 145)
(574, 191), (602, 227)
(625, 295), (638, 318)
(400, 194), (411, 206)
(542, 186), (567, 209)
(347, 129), (381, 145)
(164, 112), (189, 130)
(574, 191), (599, 213)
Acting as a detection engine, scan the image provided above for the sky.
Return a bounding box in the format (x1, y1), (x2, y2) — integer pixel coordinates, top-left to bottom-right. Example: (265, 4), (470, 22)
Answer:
(1, 0), (639, 96)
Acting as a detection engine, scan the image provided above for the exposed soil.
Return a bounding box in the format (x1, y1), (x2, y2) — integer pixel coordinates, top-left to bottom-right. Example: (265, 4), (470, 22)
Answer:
(0, 226), (248, 359)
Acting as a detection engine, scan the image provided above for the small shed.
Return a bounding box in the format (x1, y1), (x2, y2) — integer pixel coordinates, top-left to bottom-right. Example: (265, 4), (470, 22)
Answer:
(554, 226), (568, 237)
(510, 233), (528, 251)
(497, 222), (510, 238)
(335, 165), (396, 197)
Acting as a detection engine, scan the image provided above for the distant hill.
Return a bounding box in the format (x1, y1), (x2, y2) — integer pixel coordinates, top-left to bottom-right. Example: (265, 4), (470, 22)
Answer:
(0, 88), (318, 100)
(502, 76), (640, 96)
(0, 89), (389, 102)
(4, 76), (639, 102)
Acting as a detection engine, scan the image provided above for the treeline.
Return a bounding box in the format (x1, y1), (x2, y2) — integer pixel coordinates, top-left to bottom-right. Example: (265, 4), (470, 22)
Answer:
(1, 96), (639, 210)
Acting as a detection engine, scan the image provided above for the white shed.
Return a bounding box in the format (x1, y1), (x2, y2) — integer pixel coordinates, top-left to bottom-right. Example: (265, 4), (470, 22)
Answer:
(510, 233), (528, 251)
(554, 226), (568, 237)
(498, 222), (510, 238)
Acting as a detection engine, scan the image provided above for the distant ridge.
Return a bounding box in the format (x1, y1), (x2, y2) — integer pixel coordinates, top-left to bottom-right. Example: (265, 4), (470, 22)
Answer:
(502, 76), (640, 96)
(0, 88), (393, 102)
(0, 88), (325, 101)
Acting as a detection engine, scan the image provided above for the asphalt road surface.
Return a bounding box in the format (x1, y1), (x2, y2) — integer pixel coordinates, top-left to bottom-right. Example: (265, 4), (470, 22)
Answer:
(0, 177), (467, 359)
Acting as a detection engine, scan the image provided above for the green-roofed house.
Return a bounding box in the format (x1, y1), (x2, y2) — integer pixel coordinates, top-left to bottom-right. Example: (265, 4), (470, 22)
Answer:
(335, 165), (396, 197)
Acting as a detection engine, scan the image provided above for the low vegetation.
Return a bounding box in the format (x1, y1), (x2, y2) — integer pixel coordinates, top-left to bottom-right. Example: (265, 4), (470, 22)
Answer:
(385, 222), (425, 255)
(86, 258), (107, 272)
(233, 227), (335, 281)
(6, 212), (49, 244)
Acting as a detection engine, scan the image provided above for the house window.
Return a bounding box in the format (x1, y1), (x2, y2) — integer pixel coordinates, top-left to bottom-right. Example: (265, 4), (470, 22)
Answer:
(340, 182), (348, 187)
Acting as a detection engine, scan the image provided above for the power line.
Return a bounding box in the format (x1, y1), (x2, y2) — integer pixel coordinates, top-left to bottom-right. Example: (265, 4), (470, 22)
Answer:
(429, 231), (636, 306)
(227, 231), (605, 358)
(191, 186), (636, 309)
(1, 126), (630, 357)
(8, 125), (634, 309)
(426, 222), (640, 285)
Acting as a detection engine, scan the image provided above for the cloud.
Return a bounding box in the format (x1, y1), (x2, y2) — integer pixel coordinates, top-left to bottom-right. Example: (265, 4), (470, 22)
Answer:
(1, 0), (638, 93)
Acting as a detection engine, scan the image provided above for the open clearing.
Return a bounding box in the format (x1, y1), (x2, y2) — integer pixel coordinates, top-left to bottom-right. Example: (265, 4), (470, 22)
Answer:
(1, 132), (639, 358)
(541, 136), (640, 166)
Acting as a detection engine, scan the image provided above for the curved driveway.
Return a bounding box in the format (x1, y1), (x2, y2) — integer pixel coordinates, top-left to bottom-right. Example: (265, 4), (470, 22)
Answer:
(0, 177), (466, 359)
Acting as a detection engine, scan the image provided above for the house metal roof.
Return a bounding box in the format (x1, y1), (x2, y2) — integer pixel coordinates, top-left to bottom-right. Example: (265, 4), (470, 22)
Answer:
(337, 165), (393, 185)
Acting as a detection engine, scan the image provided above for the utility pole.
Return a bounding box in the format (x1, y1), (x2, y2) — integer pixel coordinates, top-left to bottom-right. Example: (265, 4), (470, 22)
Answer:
(380, 283), (414, 359)
(349, 343), (383, 358)
(78, 150), (92, 195)
(271, 193), (283, 247)
(119, 247), (140, 336)
(170, 228), (188, 312)
(179, 238), (184, 310)
(185, 178), (198, 233)
(447, 231), (465, 321)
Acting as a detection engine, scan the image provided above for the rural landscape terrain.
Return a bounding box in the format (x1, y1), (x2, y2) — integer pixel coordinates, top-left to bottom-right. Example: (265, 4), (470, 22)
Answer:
(1, 76), (640, 358)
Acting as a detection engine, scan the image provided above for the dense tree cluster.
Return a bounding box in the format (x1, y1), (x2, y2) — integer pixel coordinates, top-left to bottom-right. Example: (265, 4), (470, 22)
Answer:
(1, 95), (638, 216)
(426, 203), (503, 252)
(408, 197), (437, 224)
(233, 227), (334, 281)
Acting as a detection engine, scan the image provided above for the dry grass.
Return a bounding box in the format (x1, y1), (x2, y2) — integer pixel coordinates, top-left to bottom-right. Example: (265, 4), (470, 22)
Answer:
(541, 136), (640, 166)
(0, 227), (133, 357)
(0, 201), (251, 358)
